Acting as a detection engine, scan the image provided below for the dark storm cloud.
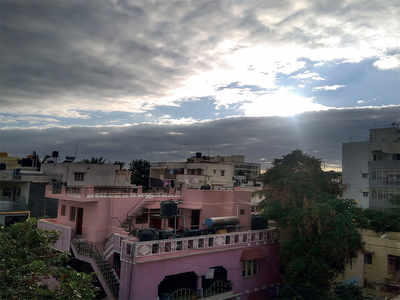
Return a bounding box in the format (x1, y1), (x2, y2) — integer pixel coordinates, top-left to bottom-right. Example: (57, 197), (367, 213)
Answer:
(1, 107), (399, 166)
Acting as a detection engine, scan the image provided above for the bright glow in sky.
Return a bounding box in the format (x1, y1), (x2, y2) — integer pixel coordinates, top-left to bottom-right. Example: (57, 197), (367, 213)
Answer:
(0, 0), (400, 129)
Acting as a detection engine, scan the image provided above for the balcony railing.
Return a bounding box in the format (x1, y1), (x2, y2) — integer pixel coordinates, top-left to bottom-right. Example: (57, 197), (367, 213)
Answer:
(164, 281), (232, 300)
(121, 228), (279, 263)
(0, 200), (29, 213)
(53, 185), (182, 199)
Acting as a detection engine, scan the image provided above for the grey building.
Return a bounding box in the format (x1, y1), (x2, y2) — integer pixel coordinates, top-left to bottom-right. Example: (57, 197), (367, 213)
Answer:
(0, 168), (55, 226)
(342, 141), (369, 208)
(342, 127), (400, 210)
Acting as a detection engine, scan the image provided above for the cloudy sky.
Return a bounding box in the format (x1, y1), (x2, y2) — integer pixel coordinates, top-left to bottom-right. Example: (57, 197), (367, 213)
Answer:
(1, 0), (400, 168)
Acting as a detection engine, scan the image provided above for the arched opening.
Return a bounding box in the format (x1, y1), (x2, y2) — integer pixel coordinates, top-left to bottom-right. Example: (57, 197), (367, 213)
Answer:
(201, 266), (232, 298)
(158, 271), (197, 300)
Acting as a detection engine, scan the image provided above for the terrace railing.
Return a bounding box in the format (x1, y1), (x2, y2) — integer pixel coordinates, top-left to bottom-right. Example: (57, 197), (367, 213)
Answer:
(121, 228), (279, 263)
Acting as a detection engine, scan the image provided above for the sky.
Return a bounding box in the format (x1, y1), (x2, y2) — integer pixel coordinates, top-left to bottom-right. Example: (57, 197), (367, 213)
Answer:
(1, 0), (400, 168)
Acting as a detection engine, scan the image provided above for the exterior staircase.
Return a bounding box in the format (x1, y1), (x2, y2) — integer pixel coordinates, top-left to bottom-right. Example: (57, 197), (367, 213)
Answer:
(71, 239), (120, 300)
(121, 196), (148, 232)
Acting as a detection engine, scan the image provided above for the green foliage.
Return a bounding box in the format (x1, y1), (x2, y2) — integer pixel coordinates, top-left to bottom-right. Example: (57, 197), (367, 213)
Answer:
(129, 159), (150, 190)
(0, 218), (98, 299)
(333, 283), (371, 300)
(261, 150), (363, 299)
(360, 209), (400, 233)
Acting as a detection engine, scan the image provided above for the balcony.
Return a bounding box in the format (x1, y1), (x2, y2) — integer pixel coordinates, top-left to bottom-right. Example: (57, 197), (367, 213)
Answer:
(121, 228), (279, 264)
(162, 280), (234, 300)
(0, 200), (29, 214)
(46, 185), (181, 203)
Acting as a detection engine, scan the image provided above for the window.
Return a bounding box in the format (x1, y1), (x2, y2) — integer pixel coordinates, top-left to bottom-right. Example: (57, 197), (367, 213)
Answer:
(242, 260), (258, 277)
(363, 192), (369, 198)
(220, 170), (225, 176)
(61, 205), (66, 216)
(70, 206), (76, 221)
(213, 169), (216, 175)
(240, 209), (245, 215)
(362, 173), (368, 178)
(388, 255), (400, 275)
(393, 154), (400, 161)
(364, 253), (372, 265)
(74, 172), (84, 181)
(2, 188), (11, 197)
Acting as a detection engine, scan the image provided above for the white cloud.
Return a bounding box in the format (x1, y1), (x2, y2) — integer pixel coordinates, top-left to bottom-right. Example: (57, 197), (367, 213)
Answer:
(167, 131), (184, 136)
(373, 54), (400, 70)
(357, 99), (366, 104)
(240, 88), (329, 117)
(1, 1), (400, 122)
(312, 84), (346, 91)
(292, 71), (325, 81)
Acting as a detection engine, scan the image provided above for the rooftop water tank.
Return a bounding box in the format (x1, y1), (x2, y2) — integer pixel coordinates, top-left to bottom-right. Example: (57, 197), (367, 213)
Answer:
(204, 216), (239, 228)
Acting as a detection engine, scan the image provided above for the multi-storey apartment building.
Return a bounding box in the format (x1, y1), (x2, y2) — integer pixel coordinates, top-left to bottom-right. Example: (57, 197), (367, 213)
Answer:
(342, 126), (400, 209)
(0, 152), (54, 225)
(38, 185), (280, 300)
(150, 153), (261, 189)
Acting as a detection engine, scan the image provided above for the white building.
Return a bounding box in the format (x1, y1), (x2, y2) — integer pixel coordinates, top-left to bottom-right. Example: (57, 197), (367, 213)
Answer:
(342, 141), (369, 208)
(42, 163), (132, 187)
(150, 153), (261, 189)
(342, 126), (400, 209)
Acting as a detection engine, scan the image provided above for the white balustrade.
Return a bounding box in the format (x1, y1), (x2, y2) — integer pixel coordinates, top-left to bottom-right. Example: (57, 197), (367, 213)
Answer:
(121, 229), (279, 263)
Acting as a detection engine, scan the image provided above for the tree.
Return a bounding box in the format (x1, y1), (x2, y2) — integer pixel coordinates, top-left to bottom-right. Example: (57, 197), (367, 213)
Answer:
(261, 150), (363, 299)
(0, 218), (98, 299)
(129, 159), (150, 190)
(334, 283), (372, 300)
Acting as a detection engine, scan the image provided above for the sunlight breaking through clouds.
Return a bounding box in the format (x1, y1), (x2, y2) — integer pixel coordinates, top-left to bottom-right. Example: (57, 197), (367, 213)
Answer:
(373, 55), (400, 70)
(240, 89), (329, 117)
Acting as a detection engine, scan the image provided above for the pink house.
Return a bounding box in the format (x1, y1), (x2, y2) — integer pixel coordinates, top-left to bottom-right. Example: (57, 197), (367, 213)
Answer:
(39, 185), (280, 300)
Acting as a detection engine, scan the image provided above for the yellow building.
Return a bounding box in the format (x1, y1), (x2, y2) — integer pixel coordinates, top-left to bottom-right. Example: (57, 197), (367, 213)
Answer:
(0, 152), (20, 170)
(339, 229), (400, 298)
(363, 229), (400, 298)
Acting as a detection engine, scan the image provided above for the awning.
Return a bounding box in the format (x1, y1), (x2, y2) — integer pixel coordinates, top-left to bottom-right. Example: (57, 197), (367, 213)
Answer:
(240, 246), (266, 261)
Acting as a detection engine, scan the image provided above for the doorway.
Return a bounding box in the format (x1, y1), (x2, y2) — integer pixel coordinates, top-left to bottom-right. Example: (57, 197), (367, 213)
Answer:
(76, 207), (84, 235)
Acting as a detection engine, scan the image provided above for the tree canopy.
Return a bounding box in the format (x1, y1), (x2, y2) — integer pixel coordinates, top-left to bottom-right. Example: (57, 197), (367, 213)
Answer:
(261, 150), (363, 299)
(0, 218), (98, 299)
(129, 159), (150, 190)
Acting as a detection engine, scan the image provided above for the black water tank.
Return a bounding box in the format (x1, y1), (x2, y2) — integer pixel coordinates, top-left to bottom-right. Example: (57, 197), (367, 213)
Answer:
(160, 200), (178, 217)
(138, 228), (159, 241)
(158, 230), (173, 240)
(0, 163), (6, 170)
(251, 215), (268, 230)
(182, 229), (202, 237)
(200, 184), (211, 190)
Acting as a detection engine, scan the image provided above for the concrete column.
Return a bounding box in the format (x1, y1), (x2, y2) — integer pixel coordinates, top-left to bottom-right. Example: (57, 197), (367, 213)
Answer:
(197, 275), (203, 298)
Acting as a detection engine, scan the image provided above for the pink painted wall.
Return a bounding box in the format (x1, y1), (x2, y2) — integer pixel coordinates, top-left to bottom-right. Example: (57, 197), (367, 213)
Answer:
(182, 189), (252, 229)
(119, 244), (280, 300)
(50, 187), (252, 245)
